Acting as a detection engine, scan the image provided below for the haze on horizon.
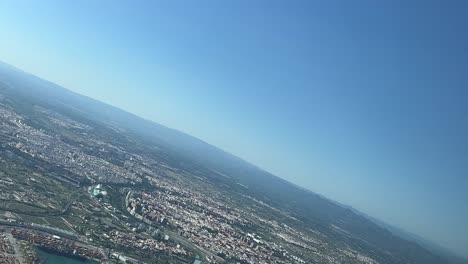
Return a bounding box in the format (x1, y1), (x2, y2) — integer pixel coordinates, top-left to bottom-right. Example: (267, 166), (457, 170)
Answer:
(0, 0), (467, 258)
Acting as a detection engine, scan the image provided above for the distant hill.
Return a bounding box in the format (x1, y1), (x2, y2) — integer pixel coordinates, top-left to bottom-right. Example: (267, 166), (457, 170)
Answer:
(1, 60), (465, 264)
(359, 211), (468, 264)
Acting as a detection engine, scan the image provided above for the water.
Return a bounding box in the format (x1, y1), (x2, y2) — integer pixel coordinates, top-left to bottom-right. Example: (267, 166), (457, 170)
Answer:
(36, 248), (97, 264)
(193, 255), (202, 264)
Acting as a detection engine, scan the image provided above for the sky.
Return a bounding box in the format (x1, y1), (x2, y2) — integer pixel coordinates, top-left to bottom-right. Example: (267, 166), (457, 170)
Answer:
(0, 0), (467, 258)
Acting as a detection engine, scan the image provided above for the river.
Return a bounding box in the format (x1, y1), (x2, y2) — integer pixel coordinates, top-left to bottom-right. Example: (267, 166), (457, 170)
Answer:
(36, 248), (98, 264)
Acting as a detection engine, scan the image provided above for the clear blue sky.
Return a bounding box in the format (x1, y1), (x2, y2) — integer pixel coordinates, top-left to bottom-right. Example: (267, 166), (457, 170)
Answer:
(0, 0), (467, 257)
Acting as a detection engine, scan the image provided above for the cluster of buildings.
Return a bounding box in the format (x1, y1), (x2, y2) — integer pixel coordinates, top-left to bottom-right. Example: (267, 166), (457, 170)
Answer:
(11, 229), (104, 261)
(0, 233), (18, 264)
(108, 230), (189, 257)
(0, 229), (41, 264)
(125, 180), (292, 263)
(0, 106), (141, 185)
(0, 95), (383, 264)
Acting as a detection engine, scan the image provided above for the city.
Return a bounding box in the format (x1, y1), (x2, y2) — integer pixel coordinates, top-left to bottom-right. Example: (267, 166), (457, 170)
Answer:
(0, 75), (395, 263)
